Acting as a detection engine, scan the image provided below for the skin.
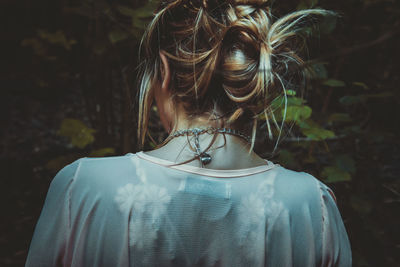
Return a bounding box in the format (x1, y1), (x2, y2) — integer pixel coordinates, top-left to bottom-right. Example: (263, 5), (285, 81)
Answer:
(144, 51), (268, 170)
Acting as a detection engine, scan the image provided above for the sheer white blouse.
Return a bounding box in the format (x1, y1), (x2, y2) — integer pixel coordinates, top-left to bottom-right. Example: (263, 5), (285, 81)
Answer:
(25, 152), (352, 266)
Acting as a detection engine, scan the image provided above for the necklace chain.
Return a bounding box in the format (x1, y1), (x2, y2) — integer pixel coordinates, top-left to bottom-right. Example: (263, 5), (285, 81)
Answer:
(168, 127), (251, 143)
(163, 127), (251, 166)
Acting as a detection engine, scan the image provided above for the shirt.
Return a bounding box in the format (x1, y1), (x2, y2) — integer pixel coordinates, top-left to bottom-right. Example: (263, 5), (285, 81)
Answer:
(25, 151), (352, 266)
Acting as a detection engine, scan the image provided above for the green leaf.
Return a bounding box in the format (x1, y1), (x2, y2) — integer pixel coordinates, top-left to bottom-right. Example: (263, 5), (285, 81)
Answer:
(287, 96), (305, 106)
(88, 148), (115, 157)
(37, 29), (77, 50)
(286, 89), (296, 96)
(268, 96), (309, 123)
(283, 105), (312, 123)
(323, 79), (346, 87)
(57, 118), (96, 148)
(352, 82), (369, 90)
(301, 127), (335, 141)
(327, 113), (352, 123)
(321, 166), (352, 183)
(299, 119), (335, 140)
(270, 95), (304, 108)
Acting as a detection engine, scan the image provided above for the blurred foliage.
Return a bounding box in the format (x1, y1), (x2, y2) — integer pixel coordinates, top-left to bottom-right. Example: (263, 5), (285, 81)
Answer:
(46, 118), (115, 171)
(1, 0), (400, 266)
(57, 118), (96, 149)
(321, 154), (356, 183)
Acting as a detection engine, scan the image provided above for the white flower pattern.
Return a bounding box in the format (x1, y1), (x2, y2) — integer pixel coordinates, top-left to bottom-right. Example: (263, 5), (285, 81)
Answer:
(129, 218), (157, 249)
(237, 172), (284, 265)
(143, 184), (171, 223)
(238, 194), (265, 225)
(134, 157), (147, 183)
(115, 184), (142, 213)
(114, 159), (171, 249)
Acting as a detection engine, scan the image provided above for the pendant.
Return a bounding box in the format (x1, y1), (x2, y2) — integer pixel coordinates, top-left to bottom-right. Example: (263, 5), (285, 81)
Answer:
(199, 152), (212, 165)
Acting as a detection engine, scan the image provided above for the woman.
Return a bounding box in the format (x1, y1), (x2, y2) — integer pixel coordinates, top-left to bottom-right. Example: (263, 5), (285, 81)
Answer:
(26, 0), (352, 266)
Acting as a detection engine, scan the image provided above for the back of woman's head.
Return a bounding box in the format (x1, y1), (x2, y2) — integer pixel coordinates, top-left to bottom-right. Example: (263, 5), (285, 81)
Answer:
(137, 0), (333, 150)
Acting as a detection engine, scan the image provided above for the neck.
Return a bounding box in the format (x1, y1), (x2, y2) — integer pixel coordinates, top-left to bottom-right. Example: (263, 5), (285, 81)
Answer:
(169, 111), (248, 135)
(169, 127), (251, 143)
(145, 132), (266, 169)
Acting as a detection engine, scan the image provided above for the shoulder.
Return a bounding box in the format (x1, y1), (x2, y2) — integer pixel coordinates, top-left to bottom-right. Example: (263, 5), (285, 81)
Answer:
(271, 166), (331, 205)
(50, 157), (85, 189)
(53, 157), (84, 180)
(78, 153), (135, 172)
(53, 153), (139, 189)
(75, 153), (138, 182)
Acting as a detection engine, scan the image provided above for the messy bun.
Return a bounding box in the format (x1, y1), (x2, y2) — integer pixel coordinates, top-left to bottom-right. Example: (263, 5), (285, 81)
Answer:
(137, 0), (333, 151)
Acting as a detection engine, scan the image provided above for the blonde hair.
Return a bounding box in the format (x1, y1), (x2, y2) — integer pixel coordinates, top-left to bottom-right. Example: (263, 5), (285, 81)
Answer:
(137, 0), (333, 153)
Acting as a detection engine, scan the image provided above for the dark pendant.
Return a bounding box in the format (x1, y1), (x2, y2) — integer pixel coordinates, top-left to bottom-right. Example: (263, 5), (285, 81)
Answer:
(199, 152), (212, 165)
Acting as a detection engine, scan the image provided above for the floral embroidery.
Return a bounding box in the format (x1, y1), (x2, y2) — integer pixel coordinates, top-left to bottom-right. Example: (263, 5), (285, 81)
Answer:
(257, 177), (275, 199)
(143, 184), (171, 223)
(129, 219), (157, 249)
(236, 172), (284, 265)
(133, 157), (147, 183)
(238, 194), (265, 225)
(114, 159), (171, 249)
(115, 184), (143, 213)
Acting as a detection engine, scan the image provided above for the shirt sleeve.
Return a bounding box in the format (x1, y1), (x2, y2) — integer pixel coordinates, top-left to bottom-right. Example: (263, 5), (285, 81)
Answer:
(318, 182), (352, 267)
(25, 158), (83, 267)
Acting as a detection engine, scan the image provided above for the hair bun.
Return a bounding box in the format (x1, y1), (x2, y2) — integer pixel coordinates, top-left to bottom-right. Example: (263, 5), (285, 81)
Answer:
(138, 0), (334, 149)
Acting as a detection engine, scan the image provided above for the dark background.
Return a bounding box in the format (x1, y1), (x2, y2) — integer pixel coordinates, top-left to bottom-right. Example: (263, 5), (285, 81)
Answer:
(1, 0), (399, 266)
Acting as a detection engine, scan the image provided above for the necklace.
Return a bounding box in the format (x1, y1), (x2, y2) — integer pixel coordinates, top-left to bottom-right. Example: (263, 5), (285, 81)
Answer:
(166, 127), (251, 166)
